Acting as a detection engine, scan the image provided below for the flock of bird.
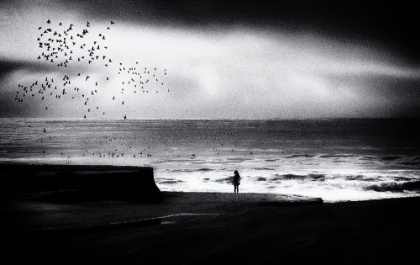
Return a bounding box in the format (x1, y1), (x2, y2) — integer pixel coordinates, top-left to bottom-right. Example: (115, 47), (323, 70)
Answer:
(14, 20), (169, 119)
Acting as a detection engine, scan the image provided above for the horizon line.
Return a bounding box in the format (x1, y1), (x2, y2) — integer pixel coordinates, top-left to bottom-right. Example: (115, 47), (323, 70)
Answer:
(1, 117), (419, 121)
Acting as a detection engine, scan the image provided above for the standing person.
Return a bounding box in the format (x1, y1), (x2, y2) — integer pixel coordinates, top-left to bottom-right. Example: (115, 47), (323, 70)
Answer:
(232, 170), (241, 193)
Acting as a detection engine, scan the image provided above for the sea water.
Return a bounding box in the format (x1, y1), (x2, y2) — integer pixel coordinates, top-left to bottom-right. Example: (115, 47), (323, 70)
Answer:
(1, 118), (419, 202)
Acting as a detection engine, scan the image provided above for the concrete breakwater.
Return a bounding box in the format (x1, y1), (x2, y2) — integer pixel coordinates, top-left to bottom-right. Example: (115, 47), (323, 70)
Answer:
(0, 164), (160, 197)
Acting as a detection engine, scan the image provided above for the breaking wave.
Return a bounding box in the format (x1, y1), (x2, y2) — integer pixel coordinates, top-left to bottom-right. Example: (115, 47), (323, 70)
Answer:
(365, 181), (420, 192)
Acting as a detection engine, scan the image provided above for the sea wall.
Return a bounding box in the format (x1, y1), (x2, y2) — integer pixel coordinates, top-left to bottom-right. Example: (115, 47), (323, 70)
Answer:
(0, 165), (160, 197)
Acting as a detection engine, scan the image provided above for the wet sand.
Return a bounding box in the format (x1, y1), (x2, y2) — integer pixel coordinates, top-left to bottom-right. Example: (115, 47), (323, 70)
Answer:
(2, 189), (419, 264)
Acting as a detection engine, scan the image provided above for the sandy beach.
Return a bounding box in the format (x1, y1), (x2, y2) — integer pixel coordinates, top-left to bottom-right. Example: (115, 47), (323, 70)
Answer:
(1, 165), (419, 264)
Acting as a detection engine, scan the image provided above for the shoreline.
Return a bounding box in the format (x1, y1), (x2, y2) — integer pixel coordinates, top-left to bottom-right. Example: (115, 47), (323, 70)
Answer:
(2, 190), (420, 264)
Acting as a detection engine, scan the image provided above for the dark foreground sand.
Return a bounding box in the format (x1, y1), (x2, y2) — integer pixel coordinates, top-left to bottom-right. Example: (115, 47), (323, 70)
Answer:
(2, 189), (420, 264)
(1, 165), (419, 264)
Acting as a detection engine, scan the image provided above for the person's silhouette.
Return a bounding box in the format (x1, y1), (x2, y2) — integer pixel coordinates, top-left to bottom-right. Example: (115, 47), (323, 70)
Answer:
(232, 170), (241, 193)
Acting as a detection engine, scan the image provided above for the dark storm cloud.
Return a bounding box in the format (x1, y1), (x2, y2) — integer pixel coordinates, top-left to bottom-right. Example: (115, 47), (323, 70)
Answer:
(61, 0), (420, 62)
(0, 58), (91, 82)
(0, 60), (54, 117)
(0, 59), (57, 80)
(327, 72), (420, 117)
(0, 90), (37, 117)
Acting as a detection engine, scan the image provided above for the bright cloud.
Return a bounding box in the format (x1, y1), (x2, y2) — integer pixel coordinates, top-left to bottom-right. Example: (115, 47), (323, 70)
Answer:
(1, 2), (420, 118)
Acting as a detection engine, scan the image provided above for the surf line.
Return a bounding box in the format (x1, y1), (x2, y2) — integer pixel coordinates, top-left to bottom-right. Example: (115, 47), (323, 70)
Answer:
(157, 213), (220, 219)
(31, 213), (220, 233)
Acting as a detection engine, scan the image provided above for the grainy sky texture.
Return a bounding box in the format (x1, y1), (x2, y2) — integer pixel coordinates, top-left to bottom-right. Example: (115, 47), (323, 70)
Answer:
(1, 0), (420, 119)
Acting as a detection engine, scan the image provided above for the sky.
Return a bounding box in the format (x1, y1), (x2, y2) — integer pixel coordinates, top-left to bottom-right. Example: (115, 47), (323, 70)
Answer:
(1, 0), (420, 119)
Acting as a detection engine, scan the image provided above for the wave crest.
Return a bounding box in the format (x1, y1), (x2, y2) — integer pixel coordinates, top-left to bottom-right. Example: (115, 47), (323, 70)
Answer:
(271, 174), (325, 181)
(365, 181), (420, 192)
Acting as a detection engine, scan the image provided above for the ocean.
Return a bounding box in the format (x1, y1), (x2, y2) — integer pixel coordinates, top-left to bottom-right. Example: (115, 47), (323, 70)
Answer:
(1, 118), (419, 202)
